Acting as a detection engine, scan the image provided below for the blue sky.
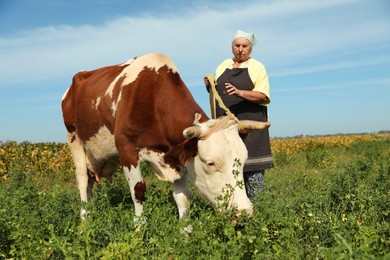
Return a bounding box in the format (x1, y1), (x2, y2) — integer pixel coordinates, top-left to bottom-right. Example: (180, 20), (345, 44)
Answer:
(1, 0), (389, 143)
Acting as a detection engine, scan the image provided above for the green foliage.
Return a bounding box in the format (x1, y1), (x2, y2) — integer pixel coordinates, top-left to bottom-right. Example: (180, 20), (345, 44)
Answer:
(273, 151), (293, 167)
(0, 171), (79, 258)
(1, 136), (390, 259)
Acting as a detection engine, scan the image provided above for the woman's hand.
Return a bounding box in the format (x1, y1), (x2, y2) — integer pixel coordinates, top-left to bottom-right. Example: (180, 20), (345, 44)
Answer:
(224, 82), (267, 103)
(224, 83), (241, 96)
(204, 76), (210, 86)
(204, 76), (211, 92)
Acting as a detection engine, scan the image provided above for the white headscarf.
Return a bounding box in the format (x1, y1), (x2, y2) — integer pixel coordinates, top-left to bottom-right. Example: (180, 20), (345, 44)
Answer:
(233, 30), (257, 46)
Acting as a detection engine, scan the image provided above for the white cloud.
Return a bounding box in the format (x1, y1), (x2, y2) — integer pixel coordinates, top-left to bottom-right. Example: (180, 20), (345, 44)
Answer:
(0, 0), (389, 86)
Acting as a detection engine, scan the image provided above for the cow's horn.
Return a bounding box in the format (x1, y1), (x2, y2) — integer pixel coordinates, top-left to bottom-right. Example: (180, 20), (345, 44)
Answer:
(193, 113), (202, 125)
(183, 126), (202, 139)
(239, 120), (271, 131)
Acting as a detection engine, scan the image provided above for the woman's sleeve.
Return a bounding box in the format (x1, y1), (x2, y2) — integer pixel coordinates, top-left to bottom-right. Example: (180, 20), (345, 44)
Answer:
(249, 60), (271, 104)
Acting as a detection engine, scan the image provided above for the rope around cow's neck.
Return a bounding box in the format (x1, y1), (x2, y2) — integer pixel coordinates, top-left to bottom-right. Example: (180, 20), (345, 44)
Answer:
(205, 74), (240, 125)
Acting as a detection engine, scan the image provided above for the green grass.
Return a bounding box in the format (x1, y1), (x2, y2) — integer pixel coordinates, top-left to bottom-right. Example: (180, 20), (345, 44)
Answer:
(1, 138), (389, 259)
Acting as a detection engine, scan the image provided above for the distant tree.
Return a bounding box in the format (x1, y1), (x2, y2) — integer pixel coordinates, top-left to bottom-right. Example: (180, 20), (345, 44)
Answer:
(3, 140), (17, 146)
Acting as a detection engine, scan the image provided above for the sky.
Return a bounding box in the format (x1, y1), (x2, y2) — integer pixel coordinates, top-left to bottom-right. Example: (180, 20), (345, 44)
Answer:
(1, 0), (389, 143)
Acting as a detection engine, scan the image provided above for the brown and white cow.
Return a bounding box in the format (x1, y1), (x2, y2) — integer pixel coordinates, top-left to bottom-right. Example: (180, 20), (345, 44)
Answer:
(61, 53), (269, 222)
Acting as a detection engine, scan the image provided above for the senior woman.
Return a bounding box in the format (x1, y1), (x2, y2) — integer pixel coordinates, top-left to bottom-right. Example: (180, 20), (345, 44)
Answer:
(204, 29), (273, 202)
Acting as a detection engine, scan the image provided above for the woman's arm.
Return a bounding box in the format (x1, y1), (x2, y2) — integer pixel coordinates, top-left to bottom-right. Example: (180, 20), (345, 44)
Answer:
(224, 83), (268, 103)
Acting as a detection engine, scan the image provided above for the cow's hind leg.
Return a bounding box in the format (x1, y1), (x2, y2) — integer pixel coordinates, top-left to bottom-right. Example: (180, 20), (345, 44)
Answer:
(67, 132), (93, 219)
(123, 165), (146, 224)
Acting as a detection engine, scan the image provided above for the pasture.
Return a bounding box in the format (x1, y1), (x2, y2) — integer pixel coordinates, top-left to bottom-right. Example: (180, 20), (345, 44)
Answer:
(1, 134), (389, 259)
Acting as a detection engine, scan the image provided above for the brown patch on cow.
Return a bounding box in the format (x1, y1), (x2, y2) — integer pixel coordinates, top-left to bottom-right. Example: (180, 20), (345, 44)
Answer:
(70, 134), (76, 143)
(134, 181), (146, 204)
(61, 87), (76, 134)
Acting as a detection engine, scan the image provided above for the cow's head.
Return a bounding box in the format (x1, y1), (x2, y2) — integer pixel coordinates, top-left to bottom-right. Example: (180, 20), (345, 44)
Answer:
(183, 113), (270, 216)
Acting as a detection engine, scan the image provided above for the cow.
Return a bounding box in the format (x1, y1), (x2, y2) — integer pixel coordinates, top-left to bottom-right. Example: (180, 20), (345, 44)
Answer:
(61, 53), (270, 222)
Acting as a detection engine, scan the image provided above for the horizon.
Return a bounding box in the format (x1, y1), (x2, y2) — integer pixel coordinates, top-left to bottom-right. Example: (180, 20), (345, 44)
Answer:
(2, 131), (389, 145)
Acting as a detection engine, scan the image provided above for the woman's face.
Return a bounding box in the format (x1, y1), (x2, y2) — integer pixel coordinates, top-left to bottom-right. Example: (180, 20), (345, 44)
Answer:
(232, 38), (252, 63)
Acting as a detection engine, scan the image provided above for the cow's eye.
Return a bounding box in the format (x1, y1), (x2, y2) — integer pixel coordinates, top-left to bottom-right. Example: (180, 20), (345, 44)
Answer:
(201, 158), (220, 173)
(206, 161), (215, 167)
(206, 161), (220, 173)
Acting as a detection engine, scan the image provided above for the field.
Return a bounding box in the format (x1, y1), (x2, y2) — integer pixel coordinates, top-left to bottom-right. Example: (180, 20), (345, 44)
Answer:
(1, 134), (389, 259)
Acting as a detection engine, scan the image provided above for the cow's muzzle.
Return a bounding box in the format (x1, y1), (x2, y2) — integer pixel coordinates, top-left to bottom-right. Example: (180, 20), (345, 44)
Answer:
(232, 208), (253, 224)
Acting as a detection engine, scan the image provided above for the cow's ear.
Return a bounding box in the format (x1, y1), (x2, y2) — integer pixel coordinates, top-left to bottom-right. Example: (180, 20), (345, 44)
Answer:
(164, 139), (198, 170)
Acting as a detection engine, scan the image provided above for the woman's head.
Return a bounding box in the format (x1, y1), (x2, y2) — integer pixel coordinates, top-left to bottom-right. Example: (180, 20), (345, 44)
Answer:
(231, 30), (256, 63)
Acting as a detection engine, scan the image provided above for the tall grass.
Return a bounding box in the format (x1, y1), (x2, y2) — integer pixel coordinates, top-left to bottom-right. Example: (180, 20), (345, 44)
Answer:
(0, 136), (389, 259)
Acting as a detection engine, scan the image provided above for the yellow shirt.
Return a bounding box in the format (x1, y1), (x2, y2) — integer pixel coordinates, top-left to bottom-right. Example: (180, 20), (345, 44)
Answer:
(215, 58), (271, 105)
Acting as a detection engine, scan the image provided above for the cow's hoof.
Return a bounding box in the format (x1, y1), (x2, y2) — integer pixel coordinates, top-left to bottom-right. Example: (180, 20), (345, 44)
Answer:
(180, 224), (193, 237)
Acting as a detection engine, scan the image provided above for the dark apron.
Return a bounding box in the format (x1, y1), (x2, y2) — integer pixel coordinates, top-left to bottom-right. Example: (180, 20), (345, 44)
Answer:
(216, 68), (273, 172)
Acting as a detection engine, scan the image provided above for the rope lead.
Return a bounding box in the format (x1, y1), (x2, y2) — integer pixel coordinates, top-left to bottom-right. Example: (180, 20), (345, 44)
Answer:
(205, 74), (241, 127)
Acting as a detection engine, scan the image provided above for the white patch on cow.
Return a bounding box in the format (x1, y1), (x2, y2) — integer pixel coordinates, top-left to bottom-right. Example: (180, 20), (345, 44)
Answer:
(123, 165), (144, 218)
(61, 87), (70, 101)
(105, 58), (135, 115)
(93, 97), (101, 110)
(138, 148), (182, 182)
(84, 125), (117, 172)
(105, 54), (179, 115)
(105, 58), (136, 98)
(120, 59), (136, 66)
(110, 91), (122, 116)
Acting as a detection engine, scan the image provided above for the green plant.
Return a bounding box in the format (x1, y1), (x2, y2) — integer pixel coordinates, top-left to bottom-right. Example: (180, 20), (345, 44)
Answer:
(1, 136), (389, 258)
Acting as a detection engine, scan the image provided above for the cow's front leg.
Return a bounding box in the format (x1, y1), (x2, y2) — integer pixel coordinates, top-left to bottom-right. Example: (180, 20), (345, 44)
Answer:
(173, 175), (193, 219)
(123, 165), (146, 223)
